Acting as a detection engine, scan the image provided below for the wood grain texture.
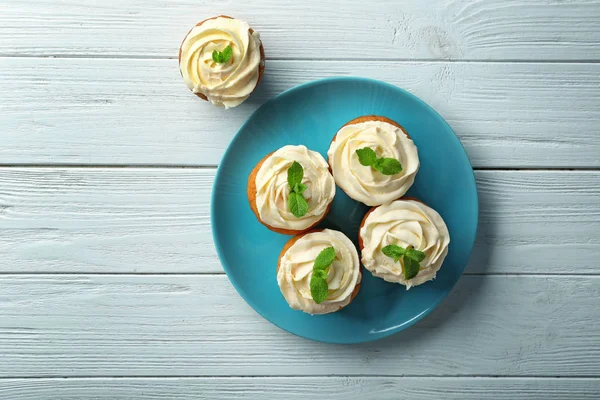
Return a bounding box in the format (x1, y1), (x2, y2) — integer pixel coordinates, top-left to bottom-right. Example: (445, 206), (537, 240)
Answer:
(2, 0), (600, 60)
(0, 168), (216, 274)
(1, 377), (599, 399)
(0, 274), (599, 377)
(0, 168), (598, 274)
(1, 0), (598, 391)
(2, 59), (600, 167)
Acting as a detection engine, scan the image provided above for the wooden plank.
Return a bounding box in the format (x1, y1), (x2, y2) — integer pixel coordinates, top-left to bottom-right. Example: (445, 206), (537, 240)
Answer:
(1, 377), (599, 399)
(2, 0), (600, 60)
(0, 168), (218, 274)
(0, 168), (598, 274)
(2, 59), (600, 168)
(0, 274), (599, 377)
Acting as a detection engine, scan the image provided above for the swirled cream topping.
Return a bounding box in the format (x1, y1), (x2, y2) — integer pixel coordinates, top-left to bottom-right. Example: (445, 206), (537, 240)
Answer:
(278, 229), (362, 314)
(179, 17), (263, 108)
(327, 119), (419, 206)
(360, 200), (450, 288)
(255, 145), (335, 231)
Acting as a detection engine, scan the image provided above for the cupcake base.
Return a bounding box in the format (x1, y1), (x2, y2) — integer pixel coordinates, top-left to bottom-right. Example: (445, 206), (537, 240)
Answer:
(359, 197), (446, 289)
(327, 114), (418, 206)
(247, 153), (331, 235)
(278, 230), (362, 313)
(178, 15), (265, 102)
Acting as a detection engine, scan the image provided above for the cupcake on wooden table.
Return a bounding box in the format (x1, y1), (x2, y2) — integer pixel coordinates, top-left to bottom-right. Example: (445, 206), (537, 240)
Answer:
(248, 145), (336, 235)
(278, 229), (362, 314)
(178, 15), (265, 108)
(327, 115), (419, 206)
(359, 199), (450, 289)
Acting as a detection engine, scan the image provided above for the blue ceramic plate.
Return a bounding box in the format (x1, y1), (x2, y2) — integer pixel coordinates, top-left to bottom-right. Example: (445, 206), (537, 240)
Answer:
(212, 77), (478, 344)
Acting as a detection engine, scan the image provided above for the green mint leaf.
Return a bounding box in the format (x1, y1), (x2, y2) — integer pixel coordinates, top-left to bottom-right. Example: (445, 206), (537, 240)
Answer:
(406, 247), (426, 262)
(356, 147), (377, 166)
(310, 247), (336, 304)
(287, 162), (308, 217)
(293, 182), (307, 195)
(287, 161), (304, 189)
(373, 158), (402, 175)
(313, 269), (327, 280)
(403, 254), (420, 280)
(212, 45), (233, 64)
(221, 45), (232, 62)
(288, 192), (308, 218)
(381, 244), (405, 259)
(383, 244), (423, 279)
(310, 276), (328, 304)
(357, 147), (402, 175)
(314, 247), (336, 270)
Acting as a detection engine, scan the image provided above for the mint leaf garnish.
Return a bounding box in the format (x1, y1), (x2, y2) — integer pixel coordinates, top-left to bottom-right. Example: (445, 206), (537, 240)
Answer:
(212, 45), (233, 64)
(310, 276), (329, 304)
(310, 246), (336, 304)
(314, 246), (336, 270)
(356, 147), (377, 166)
(381, 244), (405, 262)
(402, 255), (420, 280)
(382, 245), (425, 280)
(293, 182), (307, 195)
(355, 148), (402, 175)
(288, 192), (308, 218)
(373, 158), (402, 175)
(222, 45), (232, 62)
(287, 161), (309, 218)
(405, 247), (426, 262)
(287, 161), (303, 188)
(313, 269), (327, 280)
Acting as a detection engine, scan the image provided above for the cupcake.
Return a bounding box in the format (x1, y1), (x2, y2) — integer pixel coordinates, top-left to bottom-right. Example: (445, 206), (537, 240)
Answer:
(248, 145), (336, 235)
(278, 229), (362, 314)
(327, 115), (419, 206)
(359, 199), (450, 289)
(178, 15), (265, 108)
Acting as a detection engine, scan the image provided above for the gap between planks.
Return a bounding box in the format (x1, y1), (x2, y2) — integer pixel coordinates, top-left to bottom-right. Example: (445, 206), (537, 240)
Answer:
(0, 375), (599, 380)
(2, 55), (600, 64)
(0, 165), (599, 171)
(1, 272), (600, 277)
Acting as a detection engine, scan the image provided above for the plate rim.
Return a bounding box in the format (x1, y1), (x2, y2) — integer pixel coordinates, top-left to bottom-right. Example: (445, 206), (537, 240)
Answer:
(211, 76), (479, 344)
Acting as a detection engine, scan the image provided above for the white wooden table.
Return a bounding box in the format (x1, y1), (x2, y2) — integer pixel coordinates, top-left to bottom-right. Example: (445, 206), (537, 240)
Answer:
(1, 1), (600, 398)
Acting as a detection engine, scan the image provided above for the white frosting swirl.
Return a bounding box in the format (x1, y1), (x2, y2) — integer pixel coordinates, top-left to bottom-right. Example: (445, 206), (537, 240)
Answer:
(255, 145), (335, 231)
(179, 17), (263, 108)
(360, 200), (450, 289)
(278, 229), (362, 314)
(327, 120), (419, 206)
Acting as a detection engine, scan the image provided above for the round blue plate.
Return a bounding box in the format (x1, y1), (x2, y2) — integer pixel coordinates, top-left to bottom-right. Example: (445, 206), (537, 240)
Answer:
(211, 77), (478, 344)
